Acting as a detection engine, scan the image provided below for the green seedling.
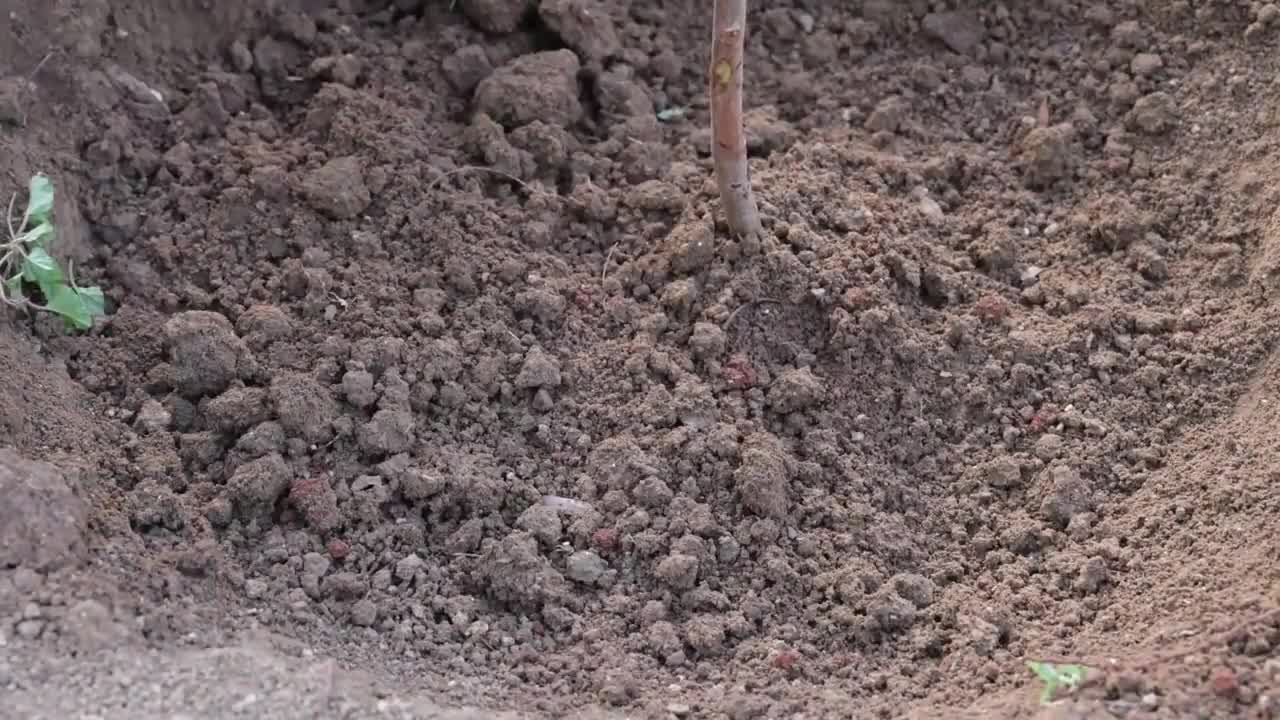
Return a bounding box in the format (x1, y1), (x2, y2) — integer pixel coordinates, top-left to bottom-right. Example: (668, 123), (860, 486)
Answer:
(1, 173), (105, 330)
(1027, 661), (1087, 704)
(657, 106), (687, 123)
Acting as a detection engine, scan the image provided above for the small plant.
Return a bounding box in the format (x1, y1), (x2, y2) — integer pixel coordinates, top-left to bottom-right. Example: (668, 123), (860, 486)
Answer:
(1027, 661), (1087, 704)
(2, 173), (104, 330)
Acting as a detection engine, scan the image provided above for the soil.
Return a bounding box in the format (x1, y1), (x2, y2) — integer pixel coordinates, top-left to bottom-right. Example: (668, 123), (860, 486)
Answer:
(2, 1), (1280, 718)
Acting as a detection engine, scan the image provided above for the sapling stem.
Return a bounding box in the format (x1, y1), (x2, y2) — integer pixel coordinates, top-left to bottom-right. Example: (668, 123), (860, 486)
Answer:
(710, 0), (762, 239)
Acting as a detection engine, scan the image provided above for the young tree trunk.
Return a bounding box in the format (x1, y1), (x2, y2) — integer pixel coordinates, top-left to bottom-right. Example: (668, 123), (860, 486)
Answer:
(710, 0), (762, 239)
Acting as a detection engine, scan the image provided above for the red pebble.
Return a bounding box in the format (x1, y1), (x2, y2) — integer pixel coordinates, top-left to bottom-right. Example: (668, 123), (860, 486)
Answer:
(723, 355), (757, 389)
(327, 539), (350, 560)
(591, 528), (619, 553)
(772, 650), (800, 671)
(1210, 666), (1238, 699)
(974, 294), (1008, 323)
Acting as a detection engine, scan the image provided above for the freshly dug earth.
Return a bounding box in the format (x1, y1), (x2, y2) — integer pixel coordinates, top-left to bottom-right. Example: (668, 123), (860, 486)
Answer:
(3, 1), (1280, 718)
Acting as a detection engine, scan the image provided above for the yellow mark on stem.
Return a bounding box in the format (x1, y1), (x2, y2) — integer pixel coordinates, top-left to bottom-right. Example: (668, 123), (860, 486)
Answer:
(713, 60), (734, 90)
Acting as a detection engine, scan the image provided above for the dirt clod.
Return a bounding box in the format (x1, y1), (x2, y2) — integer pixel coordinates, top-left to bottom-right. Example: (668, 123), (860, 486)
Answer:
(442, 45), (494, 94)
(766, 367), (823, 413)
(357, 409), (415, 456)
(289, 475), (341, 533)
(1040, 464), (1095, 528)
(299, 156), (371, 220)
(515, 346), (562, 388)
(0, 76), (28, 125)
(654, 553), (699, 590)
(458, 0), (531, 34)
(235, 305), (293, 350)
(0, 450), (87, 571)
(270, 373), (339, 444)
(539, 0), (620, 64)
(474, 50), (582, 129)
(565, 550), (608, 585)
(921, 11), (985, 55)
(164, 311), (250, 399)
(480, 531), (567, 610)
(226, 453), (292, 518)
(516, 503), (563, 546)
(734, 434), (790, 519)
(1129, 91), (1179, 134)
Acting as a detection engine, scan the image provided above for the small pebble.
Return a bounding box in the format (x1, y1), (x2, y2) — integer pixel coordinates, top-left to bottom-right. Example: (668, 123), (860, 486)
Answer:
(15, 619), (44, 640)
(245, 578), (268, 599)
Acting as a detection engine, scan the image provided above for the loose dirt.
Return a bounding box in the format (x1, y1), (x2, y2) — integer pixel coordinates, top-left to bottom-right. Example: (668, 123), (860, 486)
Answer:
(3, 1), (1280, 718)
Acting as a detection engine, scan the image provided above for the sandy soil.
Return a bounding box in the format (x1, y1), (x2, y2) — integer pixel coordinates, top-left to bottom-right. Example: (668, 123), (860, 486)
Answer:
(2, 1), (1280, 718)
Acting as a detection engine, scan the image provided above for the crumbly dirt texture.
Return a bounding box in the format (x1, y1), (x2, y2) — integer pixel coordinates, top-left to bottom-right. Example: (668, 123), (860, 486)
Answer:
(3, 1), (1280, 718)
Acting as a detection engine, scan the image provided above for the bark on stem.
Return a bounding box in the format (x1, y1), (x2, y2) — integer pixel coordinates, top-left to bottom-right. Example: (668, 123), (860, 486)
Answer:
(710, 0), (762, 239)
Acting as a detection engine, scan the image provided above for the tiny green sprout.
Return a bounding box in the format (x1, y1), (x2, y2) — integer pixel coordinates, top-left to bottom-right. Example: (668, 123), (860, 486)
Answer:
(657, 106), (688, 123)
(1, 173), (106, 331)
(1027, 661), (1087, 704)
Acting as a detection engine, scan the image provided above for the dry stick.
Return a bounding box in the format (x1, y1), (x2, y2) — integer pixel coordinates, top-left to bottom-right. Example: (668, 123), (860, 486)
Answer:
(424, 165), (549, 197)
(723, 297), (782, 329)
(18, 50), (56, 127)
(601, 242), (617, 284)
(710, 0), (763, 239)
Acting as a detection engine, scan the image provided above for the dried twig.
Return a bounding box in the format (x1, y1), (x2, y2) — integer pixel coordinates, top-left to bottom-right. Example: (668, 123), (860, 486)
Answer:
(424, 165), (549, 197)
(18, 50), (56, 127)
(723, 297), (782, 329)
(601, 242), (617, 284)
(710, 0), (762, 239)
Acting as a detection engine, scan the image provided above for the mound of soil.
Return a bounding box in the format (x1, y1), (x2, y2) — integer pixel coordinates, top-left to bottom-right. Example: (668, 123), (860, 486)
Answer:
(3, 1), (1280, 718)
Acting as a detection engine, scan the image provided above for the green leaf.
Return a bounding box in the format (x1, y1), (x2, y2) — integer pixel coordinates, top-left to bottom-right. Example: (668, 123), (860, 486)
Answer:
(24, 174), (54, 225)
(44, 284), (93, 330)
(1027, 662), (1086, 704)
(4, 274), (24, 303)
(21, 247), (65, 294)
(20, 221), (54, 248)
(657, 106), (687, 122)
(77, 285), (106, 319)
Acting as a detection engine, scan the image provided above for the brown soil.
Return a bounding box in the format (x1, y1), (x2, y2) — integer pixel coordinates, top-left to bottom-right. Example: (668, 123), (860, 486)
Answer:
(3, 1), (1280, 718)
